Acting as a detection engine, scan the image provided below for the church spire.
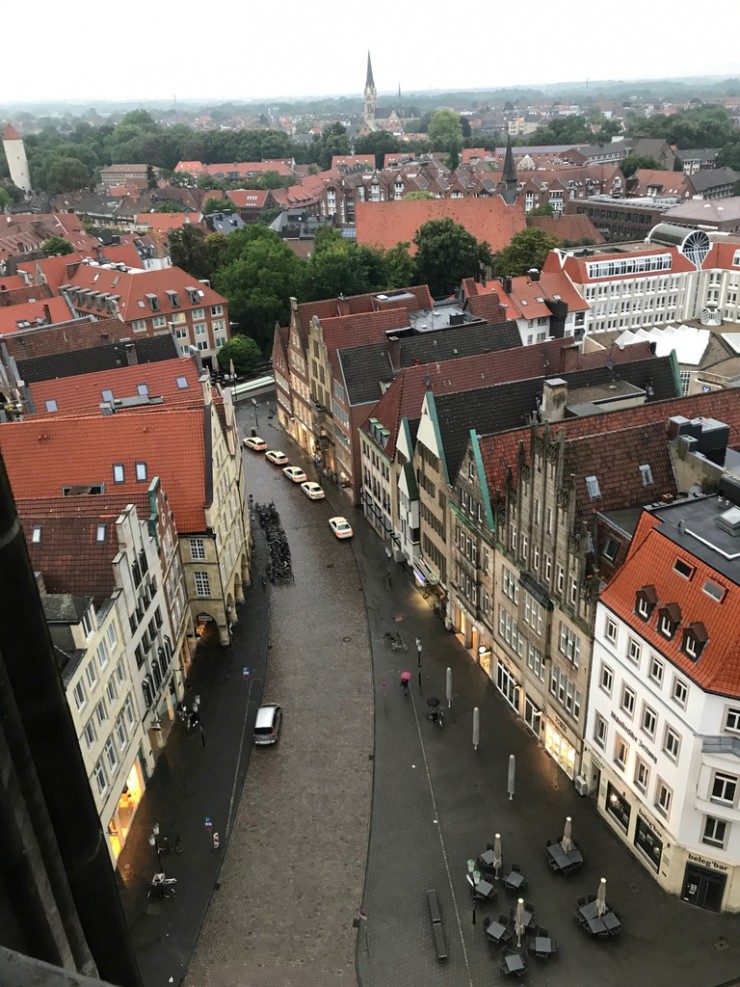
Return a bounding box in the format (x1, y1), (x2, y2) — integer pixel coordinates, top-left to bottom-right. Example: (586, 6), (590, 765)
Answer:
(366, 51), (375, 90)
(500, 135), (518, 205)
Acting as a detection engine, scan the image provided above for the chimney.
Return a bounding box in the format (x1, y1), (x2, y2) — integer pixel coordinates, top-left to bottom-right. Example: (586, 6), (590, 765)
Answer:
(387, 336), (401, 371)
(124, 343), (138, 366)
(337, 296), (350, 316)
(528, 268), (540, 282)
(558, 345), (580, 373)
(502, 276), (513, 294)
(42, 303), (52, 323)
(541, 377), (568, 422)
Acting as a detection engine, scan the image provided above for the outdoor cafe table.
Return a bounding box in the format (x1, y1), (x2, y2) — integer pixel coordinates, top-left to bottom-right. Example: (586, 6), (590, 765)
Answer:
(477, 848), (496, 868)
(578, 899), (620, 936)
(532, 936), (556, 957)
(510, 903), (534, 928)
(546, 841), (584, 873)
(503, 869), (526, 891)
(485, 919), (511, 946)
(468, 876), (496, 901)
(501, 952), (526, 975)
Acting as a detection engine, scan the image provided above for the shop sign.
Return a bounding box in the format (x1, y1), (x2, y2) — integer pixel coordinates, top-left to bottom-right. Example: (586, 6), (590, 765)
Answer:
(688, 852), (729, 873)
(552, 713), (571, 737)
(610, 710), (657, 764)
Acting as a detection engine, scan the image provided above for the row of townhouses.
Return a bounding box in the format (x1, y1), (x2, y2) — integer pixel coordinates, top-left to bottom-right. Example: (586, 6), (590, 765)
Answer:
(0, 345), (251, 864)
(271, 234), (740, 910)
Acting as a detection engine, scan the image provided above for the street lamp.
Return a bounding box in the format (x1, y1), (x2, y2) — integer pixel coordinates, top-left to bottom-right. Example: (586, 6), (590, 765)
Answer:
(148, 823), (161, 869)
(251, 397), (259, 428)
(466, 858), (481, 925)
(415, 636), (422, 688)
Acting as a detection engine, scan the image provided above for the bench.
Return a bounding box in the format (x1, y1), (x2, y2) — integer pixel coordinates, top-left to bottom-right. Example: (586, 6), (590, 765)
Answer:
(426, 889), (448, 962)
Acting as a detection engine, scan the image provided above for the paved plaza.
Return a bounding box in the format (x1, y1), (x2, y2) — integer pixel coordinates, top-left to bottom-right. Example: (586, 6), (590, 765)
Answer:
(118, 398), (740, 987)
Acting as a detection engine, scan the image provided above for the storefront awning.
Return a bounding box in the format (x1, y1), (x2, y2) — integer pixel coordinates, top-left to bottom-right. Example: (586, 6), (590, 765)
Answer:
(413, 556), (440, 586)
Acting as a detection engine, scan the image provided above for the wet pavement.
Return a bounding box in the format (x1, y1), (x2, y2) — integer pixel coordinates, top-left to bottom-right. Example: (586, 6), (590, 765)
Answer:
(118, 395), (740, 987)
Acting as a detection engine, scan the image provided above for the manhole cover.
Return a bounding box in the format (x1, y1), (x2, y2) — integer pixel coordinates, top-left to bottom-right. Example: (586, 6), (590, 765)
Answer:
(342, 636), (352, 643)
(714, 937), (730, 951)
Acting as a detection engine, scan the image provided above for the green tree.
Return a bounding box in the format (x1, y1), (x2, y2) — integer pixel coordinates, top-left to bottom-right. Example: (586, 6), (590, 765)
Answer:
(528, 203), (555, 217)
(620, 154), (662, 178)
(493, 228), (559, 277)
(413, 218), (492, 297)
(153, 200), (186, 213)
(310, 123), (351, 171)
(45, 156), (92, 193)
(717, 141), (740, 171)
(0, 187), (10, 210)
(403, 190), (433, 200)
(203, 197), (234, 215)
(217, 334), (261, 375)
(214, 229), (303, 347)
(169, 225), (210, 279)
(382, 242), (415, 288)
(427, 109), (464, 168)
(41, 235), (74, 256)
(528, 115), (594, 147)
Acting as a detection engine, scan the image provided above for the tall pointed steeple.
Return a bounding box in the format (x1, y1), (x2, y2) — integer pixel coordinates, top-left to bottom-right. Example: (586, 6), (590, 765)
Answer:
(366, 51), (375, 90)
(363, 51), (377, 129)
(500, 135), (518, 205)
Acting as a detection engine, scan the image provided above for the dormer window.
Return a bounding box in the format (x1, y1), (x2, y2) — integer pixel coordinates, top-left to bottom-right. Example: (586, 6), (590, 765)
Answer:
(682, 622), (708, 661)
(635, 585), (658, 621)
(166, 290), (180, 308)
(145, 293), (160, 312)
(658, 603), (681, 640)
(639, 464), (653, 486)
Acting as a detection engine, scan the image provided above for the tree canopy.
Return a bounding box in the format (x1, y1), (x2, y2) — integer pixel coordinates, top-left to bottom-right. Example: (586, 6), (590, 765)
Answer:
(217, 333), (261, 375)
(620, 154), (662, 178)
(412, 218), (492, 297)
(427, 109), (464, 169)
(41, 236), (74, 256)
(493, 228), (559, 277)
(353, 131), (401, 169)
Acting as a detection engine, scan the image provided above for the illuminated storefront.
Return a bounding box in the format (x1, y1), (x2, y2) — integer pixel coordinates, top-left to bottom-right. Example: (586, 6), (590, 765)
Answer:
(544, 715), (577, 779)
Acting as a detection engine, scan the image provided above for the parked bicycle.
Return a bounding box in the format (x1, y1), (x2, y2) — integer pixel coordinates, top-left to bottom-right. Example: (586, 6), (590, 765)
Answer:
(383, 630), (407, 652)
(148, 873), (177, 900)
(156, 835), (184, 856)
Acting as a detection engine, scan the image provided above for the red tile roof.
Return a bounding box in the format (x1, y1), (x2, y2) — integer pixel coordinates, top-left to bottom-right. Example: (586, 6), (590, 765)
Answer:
(466, 271), (588, 318)
(0, 275), (26, 290)
(227, 190), (269, 209)
(135, 213), (204, 231)
(28, 356), (203, 417)
(2, 317), (133, 360)
(527, 213), (605, 245)
(544, 245), (695, 283)
(0, 406), (213, 532)
(332, 155), (375, 170)
(293, 286), (433, 341)
(601, 510), (740, 695)
(355, 197), (527, 255)
(65, 263), (227, 321)
(0, 296), (73, 335)
(317, 308), (413, 354)
(3, 124), (21, 141)
(479, 387), (740, 502)
(17, 254), (83, 293)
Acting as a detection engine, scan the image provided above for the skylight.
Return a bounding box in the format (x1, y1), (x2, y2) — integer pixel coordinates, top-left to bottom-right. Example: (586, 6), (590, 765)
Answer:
(586, 475), (601, 499)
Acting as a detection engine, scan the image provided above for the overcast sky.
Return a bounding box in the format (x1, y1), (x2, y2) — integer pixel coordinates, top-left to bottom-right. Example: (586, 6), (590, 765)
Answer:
(4, 0), (739, 105)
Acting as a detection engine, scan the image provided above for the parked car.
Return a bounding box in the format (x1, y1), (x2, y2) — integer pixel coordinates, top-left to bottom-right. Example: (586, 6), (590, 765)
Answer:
(265, 450), (288, 466)
(283, 466), (307, 483)
(300, 481), (325, 500)
(243, 436), (267, 451)
(329, 516), (353, 539)
(254, 703), (282, 745)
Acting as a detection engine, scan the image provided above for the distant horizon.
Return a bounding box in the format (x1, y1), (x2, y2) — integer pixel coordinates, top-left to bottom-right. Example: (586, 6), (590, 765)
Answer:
(1, 72), (740, 116)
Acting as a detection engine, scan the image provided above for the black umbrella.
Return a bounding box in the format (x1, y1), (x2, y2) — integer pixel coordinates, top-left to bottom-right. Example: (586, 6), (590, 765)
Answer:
(426, 697), (440, 709)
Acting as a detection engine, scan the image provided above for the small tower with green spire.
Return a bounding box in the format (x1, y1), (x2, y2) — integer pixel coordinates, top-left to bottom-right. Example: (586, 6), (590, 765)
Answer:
(363, 51), (377, 129)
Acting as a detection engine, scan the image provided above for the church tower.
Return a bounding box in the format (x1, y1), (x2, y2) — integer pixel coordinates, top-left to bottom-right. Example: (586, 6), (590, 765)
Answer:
(363, 52), (377, 129)
(499, 135), (518, 205)
(2, 124), (31, 193)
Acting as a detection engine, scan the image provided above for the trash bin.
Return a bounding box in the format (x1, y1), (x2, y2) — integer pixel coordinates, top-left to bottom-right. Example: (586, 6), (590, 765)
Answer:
(251, 427), (256, 437)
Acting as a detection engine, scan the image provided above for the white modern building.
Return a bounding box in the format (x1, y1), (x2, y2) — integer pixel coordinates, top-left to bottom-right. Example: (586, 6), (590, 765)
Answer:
(583, 484), (740, 912)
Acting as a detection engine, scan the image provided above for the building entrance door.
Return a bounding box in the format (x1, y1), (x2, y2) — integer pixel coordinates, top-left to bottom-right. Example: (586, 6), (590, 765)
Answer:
(681, 863), (725, 912)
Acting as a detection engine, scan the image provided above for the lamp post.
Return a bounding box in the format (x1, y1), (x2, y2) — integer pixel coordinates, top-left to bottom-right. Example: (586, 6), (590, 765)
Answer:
(466, 858), (481, 925)
(415, 636), (422, 688)
(251, 397), (259, 428)
(148, 823), (161, 870)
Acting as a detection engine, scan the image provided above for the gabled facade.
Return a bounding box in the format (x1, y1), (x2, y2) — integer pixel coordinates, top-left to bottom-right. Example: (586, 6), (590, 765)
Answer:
(583, 489), (740, 912)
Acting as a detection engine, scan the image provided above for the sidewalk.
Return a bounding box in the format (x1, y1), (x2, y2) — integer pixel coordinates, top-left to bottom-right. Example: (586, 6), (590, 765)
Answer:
(345, 501), (740, 987)
(118, 531), (272, 987)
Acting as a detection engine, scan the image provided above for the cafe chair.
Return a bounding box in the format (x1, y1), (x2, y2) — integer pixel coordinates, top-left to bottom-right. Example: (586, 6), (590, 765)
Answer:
(511, 863), (521, 873)
(483, 916), (491, 931)
(535, 926), (548, 937)
(576, 895), (588, 907)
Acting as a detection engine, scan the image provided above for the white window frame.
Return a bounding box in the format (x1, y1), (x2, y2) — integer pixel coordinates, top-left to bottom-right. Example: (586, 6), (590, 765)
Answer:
(663, 724), (681, 762)
(600, 663), (613, 696)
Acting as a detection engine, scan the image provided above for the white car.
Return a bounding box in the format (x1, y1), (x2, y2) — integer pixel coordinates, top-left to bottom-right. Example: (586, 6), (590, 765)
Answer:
(265, 450), (288, 466)
(243, 436), (267, 451)
(300, 481), (325, 500)
(283, 466), (308, 483)
(329, 516), (353, 539)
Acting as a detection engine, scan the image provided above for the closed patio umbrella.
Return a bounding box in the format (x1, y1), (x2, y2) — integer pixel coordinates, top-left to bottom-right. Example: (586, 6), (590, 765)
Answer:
(596, 877), (607, 917)
(561, 815), (573, 853)
(514, 897), (525, 947)
(493, 833), (503, 880)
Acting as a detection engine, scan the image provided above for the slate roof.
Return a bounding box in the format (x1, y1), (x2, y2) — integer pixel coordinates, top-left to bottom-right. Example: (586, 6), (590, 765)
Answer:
(689, 167), (740, 193)
(601, 505), (740, 696)
(1, 406), (213, 532)
(435, 354), (679, 483)
(28, 355), (203, 417)
(4, 316), (138, 360)
(16, 334), (180, 384)
(338, 320), (522, 407)
(355, 196), (527, 255)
